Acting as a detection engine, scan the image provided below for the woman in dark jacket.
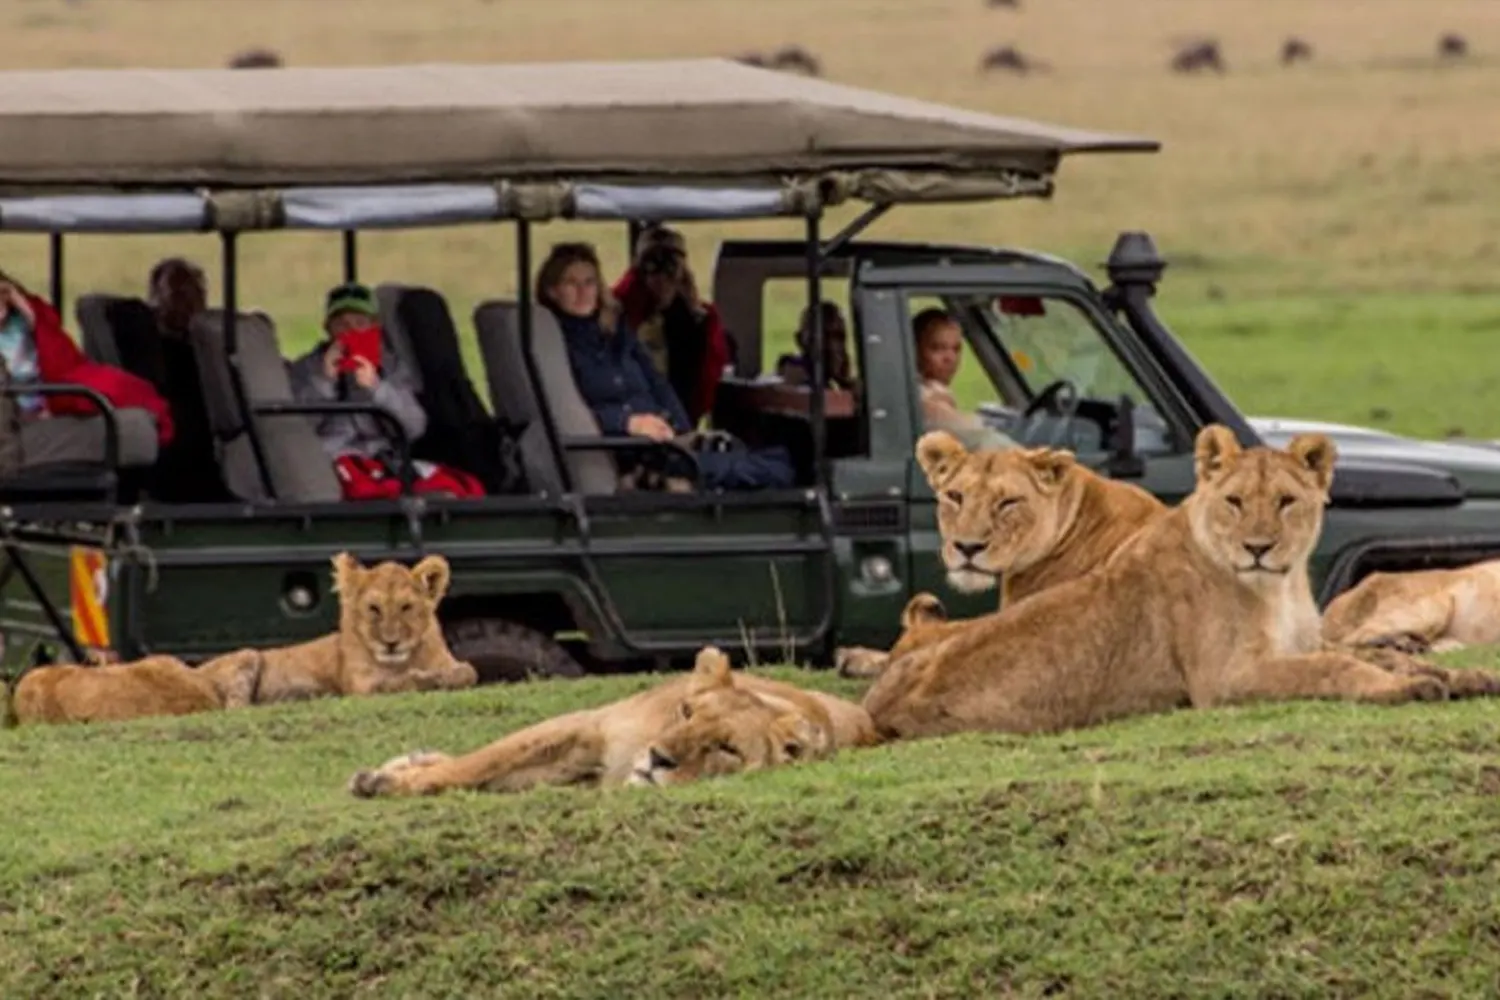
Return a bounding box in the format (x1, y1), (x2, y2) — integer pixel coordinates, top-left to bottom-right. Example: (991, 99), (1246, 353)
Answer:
(537, 242), (792, 492)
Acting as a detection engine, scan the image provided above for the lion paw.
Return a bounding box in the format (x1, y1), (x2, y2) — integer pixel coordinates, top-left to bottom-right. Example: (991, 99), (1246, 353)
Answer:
(1403, 675), (1451, 703)
(835, 646), (890, 679)
(1435, 668), (1500, 700)
(348, 749), (451, 798)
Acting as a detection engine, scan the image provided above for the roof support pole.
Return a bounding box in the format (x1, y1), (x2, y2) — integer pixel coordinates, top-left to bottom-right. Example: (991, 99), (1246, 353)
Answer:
(819, 202), (890, 260)
(341, 230), (358, 284)
(805, 211), (828, 489)
(47, 233), (64, 310)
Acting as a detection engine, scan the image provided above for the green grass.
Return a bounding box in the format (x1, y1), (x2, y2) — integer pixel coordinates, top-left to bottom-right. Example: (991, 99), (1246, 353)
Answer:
(6, 658), (1500, 999)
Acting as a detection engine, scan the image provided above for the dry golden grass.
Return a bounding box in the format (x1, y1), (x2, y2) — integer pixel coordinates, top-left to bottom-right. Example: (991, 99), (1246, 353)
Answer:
(0, 0), (1496, 374)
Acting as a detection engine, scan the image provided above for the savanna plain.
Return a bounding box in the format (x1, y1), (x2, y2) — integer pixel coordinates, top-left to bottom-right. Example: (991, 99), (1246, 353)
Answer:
(4, 1), (1500, 996)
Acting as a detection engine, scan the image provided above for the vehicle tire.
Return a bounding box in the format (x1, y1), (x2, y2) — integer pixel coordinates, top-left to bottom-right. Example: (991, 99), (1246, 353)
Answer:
(442, 617), (586, 684)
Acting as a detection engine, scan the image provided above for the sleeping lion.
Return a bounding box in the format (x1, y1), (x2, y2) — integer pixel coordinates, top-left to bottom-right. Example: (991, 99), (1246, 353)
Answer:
(348, 645), (880, 797)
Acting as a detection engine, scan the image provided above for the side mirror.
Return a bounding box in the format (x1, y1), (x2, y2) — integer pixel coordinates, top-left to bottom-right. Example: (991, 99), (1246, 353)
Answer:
(1105, 394), (1146, 479)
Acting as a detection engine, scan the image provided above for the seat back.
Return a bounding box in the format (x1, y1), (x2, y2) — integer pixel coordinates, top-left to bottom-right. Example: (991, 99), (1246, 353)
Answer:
(74, 293), (125, 367)
(473, 300), (617, 495)
(376, 282), (526, 495)
(189, 309), (342, 503)
(373, 283), (426, 394)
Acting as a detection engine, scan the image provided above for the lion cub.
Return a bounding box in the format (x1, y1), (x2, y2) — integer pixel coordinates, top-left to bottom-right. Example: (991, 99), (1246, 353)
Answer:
(1323, 558), (1500, 654)
(252, 553), (478, 703)
(348, 646), (880, 798)
(10, 649), (263, 726)
(863, 425), (1500, 742)
(836, 431), (1164, 678)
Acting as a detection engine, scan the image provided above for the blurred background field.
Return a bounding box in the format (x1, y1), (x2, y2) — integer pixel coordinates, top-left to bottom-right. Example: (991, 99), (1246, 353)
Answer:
(2, 0), (1498, 435)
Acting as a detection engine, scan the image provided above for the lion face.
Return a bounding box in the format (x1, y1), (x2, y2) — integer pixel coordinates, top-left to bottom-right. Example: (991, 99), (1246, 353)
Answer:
(632, 648), (823, 787)
(916, 430), (1078, 594)
(332, 553), (450, 666)
(1187, 425), (1335, 581)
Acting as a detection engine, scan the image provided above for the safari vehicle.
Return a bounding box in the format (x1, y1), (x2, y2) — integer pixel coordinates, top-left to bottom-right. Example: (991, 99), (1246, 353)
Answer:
(3, 59), (1500, 683)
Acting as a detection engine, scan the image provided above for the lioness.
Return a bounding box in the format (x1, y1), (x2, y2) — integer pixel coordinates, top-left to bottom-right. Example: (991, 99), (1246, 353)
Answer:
(862, 425), (1500, 741)
(348, 646), (880, 798)
(253, 552), (478, 702)
(835, 431), (1165, 678)
(9, 649), (263, 725)
(1323, 558), (1500, 654)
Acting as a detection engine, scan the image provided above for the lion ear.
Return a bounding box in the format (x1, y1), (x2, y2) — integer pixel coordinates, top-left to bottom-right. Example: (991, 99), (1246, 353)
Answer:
(1287, 433), (1337, 492)
(689, 646), (733, 693)
(916, 430), (967, 487)
(901, 592), (947, 630)
(1024, 447), (1075, 490)
(1193, 424), (1242, 483)
(411, 555), (452, 602)
(330, 552), (363, 595)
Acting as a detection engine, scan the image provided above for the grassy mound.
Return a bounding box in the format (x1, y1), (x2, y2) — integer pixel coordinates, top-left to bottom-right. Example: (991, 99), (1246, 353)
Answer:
(4, 662), (1500, 999)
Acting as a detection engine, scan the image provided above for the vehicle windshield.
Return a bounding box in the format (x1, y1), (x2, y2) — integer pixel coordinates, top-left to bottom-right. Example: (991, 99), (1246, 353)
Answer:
(908, 292), (1176, 456)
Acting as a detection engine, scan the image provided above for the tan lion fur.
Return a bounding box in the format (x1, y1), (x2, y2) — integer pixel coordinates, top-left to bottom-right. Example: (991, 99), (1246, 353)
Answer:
(11, 649), (263, 725)
(348, 646), (880, 798)
(252, 552), (478, 703)
(835, 431), (1165, 678)
(862, 425), (1500, 741)
(1323, 558), (1500, 654)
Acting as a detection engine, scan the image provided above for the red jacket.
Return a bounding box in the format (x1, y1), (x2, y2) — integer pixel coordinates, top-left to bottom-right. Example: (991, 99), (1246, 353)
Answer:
(24, 293), (175, 447)
(612, 269), (729, 426)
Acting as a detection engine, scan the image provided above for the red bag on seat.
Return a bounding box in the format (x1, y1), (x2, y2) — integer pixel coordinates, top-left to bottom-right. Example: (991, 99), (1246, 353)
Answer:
(332, 454), (485, 500)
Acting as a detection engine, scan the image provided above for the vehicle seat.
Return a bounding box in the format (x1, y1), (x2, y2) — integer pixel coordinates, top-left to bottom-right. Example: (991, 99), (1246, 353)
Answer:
(189, 309), (342, 503)
(473, 299), (617, 495)
(376, 283), (523, 495)
(72, 293), (234, 503)
(74, 293), (126, 368)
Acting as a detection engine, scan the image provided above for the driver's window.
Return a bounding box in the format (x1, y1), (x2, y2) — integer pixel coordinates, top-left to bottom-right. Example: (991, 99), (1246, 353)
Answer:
(904, 292), (1179, 457)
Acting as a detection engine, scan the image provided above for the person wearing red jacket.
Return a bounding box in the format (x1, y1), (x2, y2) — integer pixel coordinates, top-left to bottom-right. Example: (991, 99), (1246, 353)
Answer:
(611, 225), (732, 428)
(0, 272), (173, 472)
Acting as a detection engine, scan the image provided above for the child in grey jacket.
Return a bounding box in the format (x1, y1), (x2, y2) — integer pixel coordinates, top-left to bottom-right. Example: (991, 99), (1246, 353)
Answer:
(286, 282), (427, 461)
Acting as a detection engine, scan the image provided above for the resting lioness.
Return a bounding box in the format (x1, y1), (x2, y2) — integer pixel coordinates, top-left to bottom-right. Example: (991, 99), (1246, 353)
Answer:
(9, 649), (263, 726)
(835, 431), (1165, 678)
(252, 552), (478, 702)
(862, 425), (1500, 741)
(1323, 558), (1500, 654)
(348, 646), (880, 798)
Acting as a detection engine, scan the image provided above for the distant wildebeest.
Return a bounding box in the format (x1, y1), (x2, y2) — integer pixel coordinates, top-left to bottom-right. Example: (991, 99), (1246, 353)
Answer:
(978, 46), (1043, 75)
(1171, 40), (1226, 75)
(1281, 37), (1314, 66)
(769, 45), (822, 77)
(1438, 33), (1468, 60)
(986, 0), (1021, 8)
(733, 51), (769, 69)
(227, 48), (284, 70)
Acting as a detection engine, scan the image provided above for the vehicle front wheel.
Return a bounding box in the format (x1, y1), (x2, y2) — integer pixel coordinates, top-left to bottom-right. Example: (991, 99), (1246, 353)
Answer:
(442, 618), (586, 684)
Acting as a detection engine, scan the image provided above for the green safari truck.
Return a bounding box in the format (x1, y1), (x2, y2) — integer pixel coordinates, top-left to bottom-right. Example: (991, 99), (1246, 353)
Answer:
(3, 59), (1499, 683)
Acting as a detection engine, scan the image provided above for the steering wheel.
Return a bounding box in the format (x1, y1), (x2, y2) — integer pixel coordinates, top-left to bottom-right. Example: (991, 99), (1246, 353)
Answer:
(1019, 378), (1082, 448)
(1023, 379), (1077, 418)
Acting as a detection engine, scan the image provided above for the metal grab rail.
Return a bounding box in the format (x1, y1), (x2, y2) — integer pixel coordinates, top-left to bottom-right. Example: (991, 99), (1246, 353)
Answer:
(251, 400), (416, 497)
(1, 382), (123, 501)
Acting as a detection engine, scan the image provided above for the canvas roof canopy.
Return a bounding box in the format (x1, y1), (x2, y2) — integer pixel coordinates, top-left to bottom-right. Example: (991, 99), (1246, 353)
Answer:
(0, 57), (1158, 193)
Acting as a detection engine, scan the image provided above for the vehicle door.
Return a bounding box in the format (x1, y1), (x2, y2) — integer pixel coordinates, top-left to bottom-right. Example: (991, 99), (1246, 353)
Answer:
(856, 262), (1203, 617)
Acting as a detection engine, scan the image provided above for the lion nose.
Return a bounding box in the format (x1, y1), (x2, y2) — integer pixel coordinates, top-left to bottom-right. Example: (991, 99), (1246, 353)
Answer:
(953, 541), (985, 561)
(1243, 542), (1274, 561)
(648, 748), (677, 771)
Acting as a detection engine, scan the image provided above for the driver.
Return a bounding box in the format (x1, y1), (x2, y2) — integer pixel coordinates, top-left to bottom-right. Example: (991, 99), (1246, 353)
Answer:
(913, 308), (1016, 450)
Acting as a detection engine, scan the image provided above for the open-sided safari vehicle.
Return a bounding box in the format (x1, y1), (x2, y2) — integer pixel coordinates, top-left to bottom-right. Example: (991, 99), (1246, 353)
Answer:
(3, 58), (1500, 683)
